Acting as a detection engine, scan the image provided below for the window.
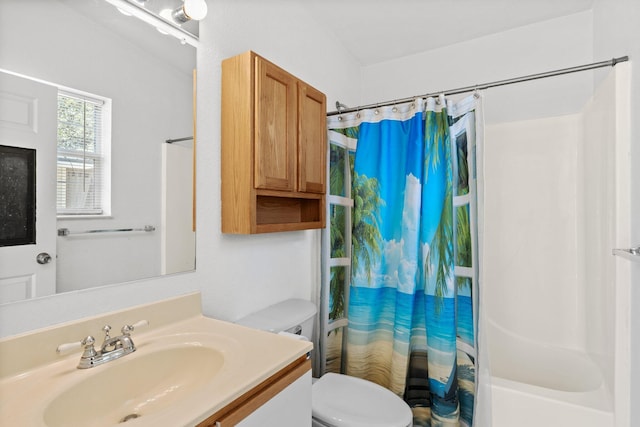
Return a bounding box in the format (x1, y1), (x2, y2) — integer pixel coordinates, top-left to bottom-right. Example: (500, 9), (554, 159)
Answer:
(56, 90), (110, 216)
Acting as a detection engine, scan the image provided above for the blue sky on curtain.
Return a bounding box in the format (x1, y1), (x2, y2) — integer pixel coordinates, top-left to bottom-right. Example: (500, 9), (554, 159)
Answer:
(326, 94), (480, 426)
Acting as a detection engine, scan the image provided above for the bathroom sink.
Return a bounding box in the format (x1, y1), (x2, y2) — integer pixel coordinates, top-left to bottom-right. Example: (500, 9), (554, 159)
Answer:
(0, 295), (312, 427)
(43, 345), (224, 426)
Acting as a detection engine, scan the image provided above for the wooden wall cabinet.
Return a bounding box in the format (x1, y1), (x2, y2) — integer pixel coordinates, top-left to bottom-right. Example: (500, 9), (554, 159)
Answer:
(222, 51), (326, 234)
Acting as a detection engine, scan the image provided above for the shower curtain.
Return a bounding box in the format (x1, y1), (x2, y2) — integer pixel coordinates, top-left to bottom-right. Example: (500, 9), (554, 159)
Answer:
(327, 94), (482, 427)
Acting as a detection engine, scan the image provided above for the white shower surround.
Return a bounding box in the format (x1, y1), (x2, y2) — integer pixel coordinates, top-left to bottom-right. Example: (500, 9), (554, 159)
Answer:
(483, 64), (631, 427)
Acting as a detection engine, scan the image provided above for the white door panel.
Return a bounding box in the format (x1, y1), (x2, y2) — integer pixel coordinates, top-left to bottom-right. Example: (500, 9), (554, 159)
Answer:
(0, 71), (57, 302)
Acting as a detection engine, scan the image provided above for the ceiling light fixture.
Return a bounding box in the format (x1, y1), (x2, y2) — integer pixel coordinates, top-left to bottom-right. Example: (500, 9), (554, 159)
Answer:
(104, 0), (199, 47)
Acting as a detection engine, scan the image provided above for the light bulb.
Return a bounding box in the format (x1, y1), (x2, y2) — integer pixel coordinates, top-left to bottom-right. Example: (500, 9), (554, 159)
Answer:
(169, 0), (208, 24)
(183, 0), (208, 20)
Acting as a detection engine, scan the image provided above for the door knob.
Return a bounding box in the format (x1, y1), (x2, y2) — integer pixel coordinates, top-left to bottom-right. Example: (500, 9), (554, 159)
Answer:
(36, 252), (52, 264)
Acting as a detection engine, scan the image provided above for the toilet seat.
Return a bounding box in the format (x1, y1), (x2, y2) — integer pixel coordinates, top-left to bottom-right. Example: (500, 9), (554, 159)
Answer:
(312, 373), (413, 427)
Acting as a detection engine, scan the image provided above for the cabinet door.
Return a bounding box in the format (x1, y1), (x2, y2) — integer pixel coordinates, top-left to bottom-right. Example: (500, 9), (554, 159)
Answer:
(297, 82), (326, 194)
(197, 358), (311, 427)
(254, 57), (297, 192)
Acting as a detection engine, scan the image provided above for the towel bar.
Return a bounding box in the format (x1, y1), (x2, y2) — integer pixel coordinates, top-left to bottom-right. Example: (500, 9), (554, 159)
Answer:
(57, 225), (155, 237)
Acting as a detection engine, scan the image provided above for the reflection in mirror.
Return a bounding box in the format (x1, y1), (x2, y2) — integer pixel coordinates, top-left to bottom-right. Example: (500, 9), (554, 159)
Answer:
(0, 0), (196, 301)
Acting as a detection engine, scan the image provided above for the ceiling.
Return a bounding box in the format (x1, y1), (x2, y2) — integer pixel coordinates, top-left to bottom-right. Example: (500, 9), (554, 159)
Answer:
(301, 0), (595, 66)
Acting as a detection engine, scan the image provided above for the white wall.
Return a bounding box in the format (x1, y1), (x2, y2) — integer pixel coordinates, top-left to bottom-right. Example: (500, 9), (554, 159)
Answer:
(0, 0), (360, 337)
(360, 11), (594, 124)
(0, 0), (194, 292)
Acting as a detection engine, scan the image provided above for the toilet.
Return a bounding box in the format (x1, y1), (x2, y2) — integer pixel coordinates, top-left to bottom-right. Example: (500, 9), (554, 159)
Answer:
(236, 299), (413, 427)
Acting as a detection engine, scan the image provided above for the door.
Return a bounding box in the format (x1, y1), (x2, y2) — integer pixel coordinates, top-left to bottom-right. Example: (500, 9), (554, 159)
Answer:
(0, 71), (57, 303)
(254, 57), (297, 192)
(297, 82), (326, 194)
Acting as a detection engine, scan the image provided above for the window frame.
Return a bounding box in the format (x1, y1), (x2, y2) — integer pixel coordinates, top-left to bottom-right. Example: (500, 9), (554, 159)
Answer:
(56, 88), (112, 218)
(319, 131), (355, 376)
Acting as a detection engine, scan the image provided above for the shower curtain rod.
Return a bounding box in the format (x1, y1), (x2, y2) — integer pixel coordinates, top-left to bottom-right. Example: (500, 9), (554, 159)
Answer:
(328, 56), (629, 116)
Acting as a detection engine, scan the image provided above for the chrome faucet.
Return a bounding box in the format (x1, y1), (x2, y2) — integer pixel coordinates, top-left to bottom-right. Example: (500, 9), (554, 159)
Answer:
(57, 320), (149, 369)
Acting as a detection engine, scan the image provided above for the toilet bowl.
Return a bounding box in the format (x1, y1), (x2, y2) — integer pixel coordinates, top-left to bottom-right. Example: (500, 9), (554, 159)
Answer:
(236, 299), (413, 427)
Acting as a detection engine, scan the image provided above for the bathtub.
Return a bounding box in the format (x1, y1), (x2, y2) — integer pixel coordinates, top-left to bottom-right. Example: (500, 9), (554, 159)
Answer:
(487, 321), (614, 427)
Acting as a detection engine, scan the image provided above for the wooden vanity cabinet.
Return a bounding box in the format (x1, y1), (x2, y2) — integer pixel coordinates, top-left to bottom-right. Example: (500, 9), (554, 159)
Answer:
(222, 51), (327, 234)
(196, 356), (311, 427)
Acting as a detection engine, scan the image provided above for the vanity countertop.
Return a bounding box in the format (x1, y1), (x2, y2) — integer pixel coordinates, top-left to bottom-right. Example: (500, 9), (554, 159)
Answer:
(0, 293), (312, 426)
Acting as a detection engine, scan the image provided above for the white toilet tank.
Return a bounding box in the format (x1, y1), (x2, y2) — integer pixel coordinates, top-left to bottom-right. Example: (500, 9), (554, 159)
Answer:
(235, 299), (317, 338)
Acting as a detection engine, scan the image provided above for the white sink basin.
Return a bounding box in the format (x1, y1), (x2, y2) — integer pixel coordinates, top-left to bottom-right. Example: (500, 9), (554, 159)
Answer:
(43, 345), (224, 426)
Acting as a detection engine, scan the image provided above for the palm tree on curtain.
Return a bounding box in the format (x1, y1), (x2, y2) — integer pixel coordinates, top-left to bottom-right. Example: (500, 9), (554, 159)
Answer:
(423, 110), (473, 303)
(351, 171), (383, 284)
(328, 143), (350, 321)
(329, 169), (384, 319)
(329, 206), (346, 320)
(423, 109), (454, 302)
(456, 206), (472, 267)
(329, 205), (346, 321)
(328, 126), (384, 321)
(453, 129), (473, 270)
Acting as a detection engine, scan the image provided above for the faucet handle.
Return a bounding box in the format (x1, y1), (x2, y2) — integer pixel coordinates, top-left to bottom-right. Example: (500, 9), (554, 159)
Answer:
(80, 336), (97, 358)
(102, 325), (112, 340)
(56, 335), (96, 356)
(121, 320), (149, 336)
(57, 340), (81, 355)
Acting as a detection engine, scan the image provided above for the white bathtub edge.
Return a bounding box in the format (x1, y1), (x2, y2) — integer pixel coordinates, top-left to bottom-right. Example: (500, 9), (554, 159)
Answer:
(491, 376), (614, 427)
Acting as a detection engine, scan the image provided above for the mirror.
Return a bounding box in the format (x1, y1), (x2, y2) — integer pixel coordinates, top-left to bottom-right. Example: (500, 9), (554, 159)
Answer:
(0, 0), (196, 297)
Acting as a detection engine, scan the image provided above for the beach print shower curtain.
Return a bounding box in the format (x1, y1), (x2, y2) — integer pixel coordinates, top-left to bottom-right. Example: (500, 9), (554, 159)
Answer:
(327, 95), (481, 427)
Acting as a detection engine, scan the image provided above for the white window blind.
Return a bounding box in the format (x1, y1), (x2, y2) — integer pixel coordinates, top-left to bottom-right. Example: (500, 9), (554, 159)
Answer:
(57, 91), (109, 215)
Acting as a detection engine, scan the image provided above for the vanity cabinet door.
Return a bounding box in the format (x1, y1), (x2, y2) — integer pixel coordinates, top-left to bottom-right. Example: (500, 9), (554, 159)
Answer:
(197, 357), (311, 427)
(254, 57), (297, 192)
